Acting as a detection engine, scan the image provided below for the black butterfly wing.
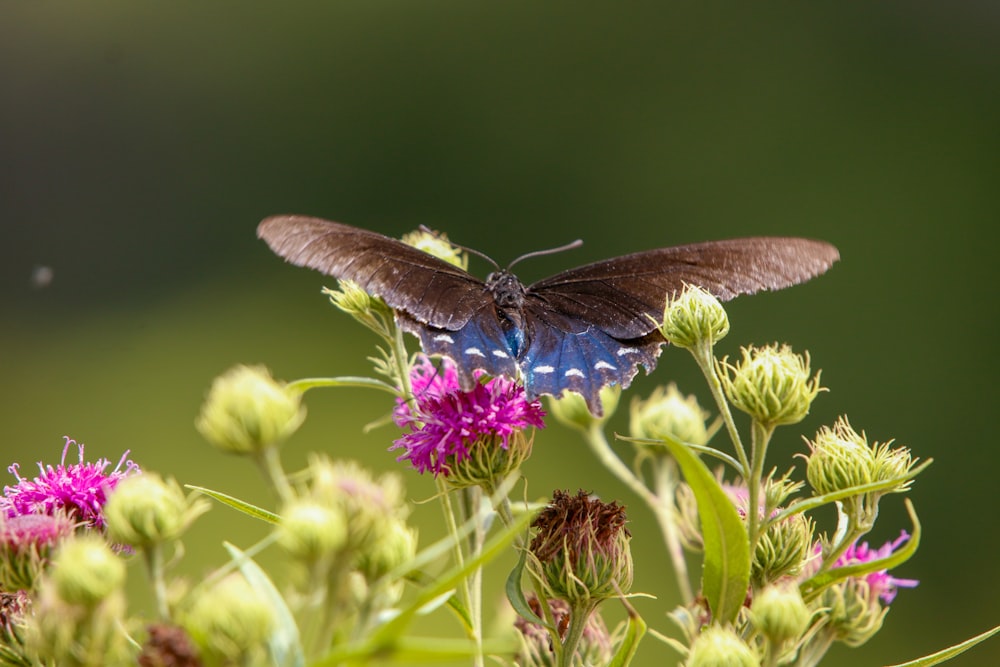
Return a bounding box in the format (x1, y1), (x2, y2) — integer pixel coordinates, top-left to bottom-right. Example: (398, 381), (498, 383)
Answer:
(518, 237), (839, 412)
(527, 237), (840, 339)
(257, 215), (486, 330)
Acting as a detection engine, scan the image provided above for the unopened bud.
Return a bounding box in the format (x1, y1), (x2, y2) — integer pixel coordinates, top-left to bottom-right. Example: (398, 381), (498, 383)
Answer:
(719, 344), (823, 427)
(751, 584), (811, 645)
(630, 383), (709, 446)
(196, 364), (305, 455)
(105, 473), (207, 548)
(659, 285), (730, 350)
(686, 625), (760, 667)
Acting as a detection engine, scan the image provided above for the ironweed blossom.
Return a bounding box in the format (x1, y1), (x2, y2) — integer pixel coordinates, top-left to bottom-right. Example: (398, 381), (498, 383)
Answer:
(822, 531), (919, 605)
(392, 356), (545, 478)
(1, 437), (139, 530)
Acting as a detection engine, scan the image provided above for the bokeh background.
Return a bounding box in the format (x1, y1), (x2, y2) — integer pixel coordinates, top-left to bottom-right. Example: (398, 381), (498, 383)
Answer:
(3, 3), (998, 665)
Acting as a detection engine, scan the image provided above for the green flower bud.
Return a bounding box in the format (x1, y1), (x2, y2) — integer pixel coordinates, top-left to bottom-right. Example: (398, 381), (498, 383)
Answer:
(805, 417), (876, 496)
(196, 364), (305, 455)
(547, 385), (620, 431)
(630, 383), (709, 446)
(751, 584), (811, 645)
(401, 228), (469, 270)
(105, 474), (208, 549)
(753, 512), (814, 585)
(277, 498), (347, 563)
(356, 517), (417, 582)
(659, 285), (730, 350)
(0, 513), (74, 591)
(718, 344), (823, 427)
(51, 536), (125, 607)
(445, 429), (534, 492)
(686, 625), (760, 667)
(182, 575), (275, 667)
(818, 578), (887, 647)
(25, 584), (129, 666)
(529, 490), (633, 605)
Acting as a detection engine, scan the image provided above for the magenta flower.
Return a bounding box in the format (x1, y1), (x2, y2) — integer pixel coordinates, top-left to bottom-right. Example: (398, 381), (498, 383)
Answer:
(805, 531), (918, 605)
(391, 356), (545, 476)
(830, 531), (919, 604)
(1, 437), (140, 529)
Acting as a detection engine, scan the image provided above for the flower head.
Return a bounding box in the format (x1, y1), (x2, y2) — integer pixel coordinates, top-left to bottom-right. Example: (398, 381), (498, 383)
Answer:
(392, 356), (545, 479)
(528, 489), (633, 605)
(195, 364), (305, 455)
(825, 531), (918, 605)
(718, 344), (823, 428)
(1, 438), (139, 530)
(659, 284), (730, 350)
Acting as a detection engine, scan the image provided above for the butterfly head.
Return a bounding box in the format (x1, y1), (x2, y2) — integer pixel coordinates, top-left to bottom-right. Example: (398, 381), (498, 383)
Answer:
(485, 270), (526, 310)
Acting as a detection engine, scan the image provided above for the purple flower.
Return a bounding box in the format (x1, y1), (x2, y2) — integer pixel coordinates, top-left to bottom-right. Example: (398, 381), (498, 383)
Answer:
(1, 437), (140, 529)
(807, 531), (919, 605)
(391, 356), (545, 477)
(831, 531), (919, 604)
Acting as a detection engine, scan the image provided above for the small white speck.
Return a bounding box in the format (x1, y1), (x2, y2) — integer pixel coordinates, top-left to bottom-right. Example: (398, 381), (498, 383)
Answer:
(465, 347), (485, 357)
(594, 361), (616, 371)
(533, 365), (555, 374)
(492, 350), (509, 358)
(564, 368), (585, 378)
(617, 347), (639, 356)
(433, 334), (455, 343)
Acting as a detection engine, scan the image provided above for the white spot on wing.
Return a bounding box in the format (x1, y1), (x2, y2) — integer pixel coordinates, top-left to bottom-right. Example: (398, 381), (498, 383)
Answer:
(617, 347), (639, 356)
(533, 365), (555, 374)
(433, 334), (455, 344)
(594, 361), (616, 371)
(465, 347), (485, 357)
(492, 350), (509, 358)
(564, 368), (585, 378)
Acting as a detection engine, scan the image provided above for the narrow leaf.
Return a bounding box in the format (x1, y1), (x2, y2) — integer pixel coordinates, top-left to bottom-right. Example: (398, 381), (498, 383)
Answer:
(186, 485), (280, 524)
(882, 624), (1000, 667)
(659, 434), (750, 624)
(223, 543), (304, 667)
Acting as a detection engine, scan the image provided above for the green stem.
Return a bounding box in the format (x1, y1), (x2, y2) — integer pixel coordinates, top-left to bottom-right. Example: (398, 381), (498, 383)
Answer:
(464, 487), (486, 667)
(559, 601), (598, 667)
(747, 420), (775, 552)
(650, 458), (693, 602)
(144, 544), (170, 620)
(254, 444), (294, 505)
(689, 342), (750, 479)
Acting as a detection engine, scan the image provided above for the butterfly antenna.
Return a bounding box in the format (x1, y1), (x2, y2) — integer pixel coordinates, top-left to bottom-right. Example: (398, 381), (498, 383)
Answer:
(507, 239), (583, 271)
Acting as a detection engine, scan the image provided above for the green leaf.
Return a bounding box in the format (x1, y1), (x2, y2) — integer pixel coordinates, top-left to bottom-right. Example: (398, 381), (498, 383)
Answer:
(186, 485), (281, 524)
(223, 542), (304, 667)
(882, 624), (1000, 667)
(285, 375), (399, 395)
(658, 434), (750, 624)
(608, 606), (647, 667)
(800, 499), (921, 601)
(505, 544), (547, 627)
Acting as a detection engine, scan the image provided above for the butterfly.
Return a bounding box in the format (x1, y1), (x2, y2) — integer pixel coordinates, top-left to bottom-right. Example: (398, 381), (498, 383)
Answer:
(257, 216), (839, 414)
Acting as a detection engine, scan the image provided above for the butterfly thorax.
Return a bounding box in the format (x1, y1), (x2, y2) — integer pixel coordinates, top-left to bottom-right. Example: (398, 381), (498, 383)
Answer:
(485, 270), (526, 310)
(486, 270), (529, 356)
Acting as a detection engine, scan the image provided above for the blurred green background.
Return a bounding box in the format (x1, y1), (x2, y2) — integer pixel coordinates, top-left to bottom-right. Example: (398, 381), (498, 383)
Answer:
(2, 3), (998, 665)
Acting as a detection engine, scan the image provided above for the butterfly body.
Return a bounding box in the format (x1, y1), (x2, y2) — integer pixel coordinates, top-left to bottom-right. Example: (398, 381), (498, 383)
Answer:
(258, 216), (839, 414)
